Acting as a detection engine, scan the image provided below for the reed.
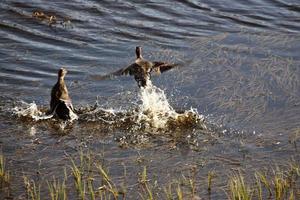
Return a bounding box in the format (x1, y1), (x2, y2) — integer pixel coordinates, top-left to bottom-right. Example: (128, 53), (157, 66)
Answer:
(0, 154), (10, 185)
(138, 166), (154, 200)
(47, 175), (67, 200)
(255, 171), (272, 197)
(163, 183), (174, 200)
(176, 184), (183, 200)
(23, 176), (41, 200)
(228, 172), (252, 200)
(97, 164), (119, 199)
(70, 158), (85, 200)
(273, 170), (288, 200)
(208, 170), (216, 192)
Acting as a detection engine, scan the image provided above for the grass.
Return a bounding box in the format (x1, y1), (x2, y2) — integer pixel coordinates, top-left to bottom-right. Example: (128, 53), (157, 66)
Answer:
(208, 170), (216, 192)
(23, 176), (41, 200)
(47, 169), (67, 200)
(138, 166), (154, 200)
(96, 164), (120, 199)
(0, 154), (10, 185)
(228, 171), (252, 200)
(70, 157), (85, 200)
(0, 151), (299, 200)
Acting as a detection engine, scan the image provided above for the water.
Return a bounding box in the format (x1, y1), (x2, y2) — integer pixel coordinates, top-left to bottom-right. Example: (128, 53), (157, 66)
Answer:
(0, 0), (300, 199)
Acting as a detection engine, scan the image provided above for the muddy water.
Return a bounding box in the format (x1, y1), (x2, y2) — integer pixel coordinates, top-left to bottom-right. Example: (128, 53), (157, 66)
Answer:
(0, 0), (300, 199)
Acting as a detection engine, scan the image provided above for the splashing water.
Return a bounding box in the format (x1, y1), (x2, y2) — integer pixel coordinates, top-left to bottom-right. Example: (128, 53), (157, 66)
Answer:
(12, 101), (53, 121)
(8, 82), (205, 131)
(12, 101), (78, 122)
(135, 81), (205, 130)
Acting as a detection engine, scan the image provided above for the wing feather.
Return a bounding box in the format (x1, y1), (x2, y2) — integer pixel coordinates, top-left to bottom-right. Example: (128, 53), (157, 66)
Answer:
(152, 62), (178, 74)
(90, 63), (138, 80)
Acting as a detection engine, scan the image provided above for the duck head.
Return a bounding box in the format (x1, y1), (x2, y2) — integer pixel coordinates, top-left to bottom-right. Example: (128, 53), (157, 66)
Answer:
(33, 11), (45, 18)
(135, 46), (142, 59)
(58, 68), (67, 80)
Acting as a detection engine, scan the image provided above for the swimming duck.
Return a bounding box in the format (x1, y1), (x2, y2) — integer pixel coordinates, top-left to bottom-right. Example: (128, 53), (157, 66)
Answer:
(49, 68), (76, 120)
(109, 46), (178, 88)
(32, 11), (57, 24)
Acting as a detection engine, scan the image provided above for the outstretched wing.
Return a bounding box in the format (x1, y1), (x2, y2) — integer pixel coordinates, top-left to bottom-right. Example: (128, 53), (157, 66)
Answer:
(110, 63), (138, 76)
(90, 63), (138, 80)
(151, 62), (178, 75)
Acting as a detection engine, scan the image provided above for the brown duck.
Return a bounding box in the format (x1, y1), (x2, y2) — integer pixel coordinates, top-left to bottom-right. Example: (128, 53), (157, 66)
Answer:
(49, 68), (76, 120)
(32, 11), (56, 24)
(108, 46), (178, 88)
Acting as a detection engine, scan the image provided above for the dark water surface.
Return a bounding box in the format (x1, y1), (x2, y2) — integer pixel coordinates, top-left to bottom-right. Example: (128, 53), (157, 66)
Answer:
(0, 0), (300, 199)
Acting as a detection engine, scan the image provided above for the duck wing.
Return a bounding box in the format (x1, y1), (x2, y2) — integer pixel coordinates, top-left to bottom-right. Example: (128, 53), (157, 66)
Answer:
(111, 63), (138, 76)
(90, 63), (139, 80)
(151, 62), (178, 75)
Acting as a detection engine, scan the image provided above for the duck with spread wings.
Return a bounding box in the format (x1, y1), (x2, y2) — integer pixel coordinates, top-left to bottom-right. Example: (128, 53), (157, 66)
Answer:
(106, 46), (178, 88)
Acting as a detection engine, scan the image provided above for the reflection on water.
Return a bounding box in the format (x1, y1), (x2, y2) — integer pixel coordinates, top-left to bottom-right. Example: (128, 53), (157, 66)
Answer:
(0, 0), (299, 199)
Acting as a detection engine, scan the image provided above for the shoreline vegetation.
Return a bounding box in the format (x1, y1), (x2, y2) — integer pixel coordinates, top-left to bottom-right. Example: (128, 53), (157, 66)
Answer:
(1, 151), (299, 200)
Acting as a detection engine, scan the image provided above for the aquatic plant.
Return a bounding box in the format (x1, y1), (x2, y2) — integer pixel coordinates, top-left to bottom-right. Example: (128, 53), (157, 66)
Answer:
(228, 171), (252, 200)
(5, 150), (299, 199)
(176, 184), (183, 200)
(23, 176), (41, 200)
(208, 170), (216, 192)
(47, 173), (67, 200)
(97, 164), (120, 199)
(70, 157), (85, 200)
(138, 166), (154, 200)
(0, 154), (10, 185)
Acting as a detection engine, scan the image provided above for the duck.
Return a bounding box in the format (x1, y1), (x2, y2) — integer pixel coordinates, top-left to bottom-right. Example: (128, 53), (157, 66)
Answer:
(32, 11), (57, 24)
(106, 46), (178, 88)
(49, 68), (77, 120)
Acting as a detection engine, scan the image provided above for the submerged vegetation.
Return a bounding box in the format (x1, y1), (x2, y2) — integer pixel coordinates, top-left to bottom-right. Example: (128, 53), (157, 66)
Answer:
(1, 151), (299, 199)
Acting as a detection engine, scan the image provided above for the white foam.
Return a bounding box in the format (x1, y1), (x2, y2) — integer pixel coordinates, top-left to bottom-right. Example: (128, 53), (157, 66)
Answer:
(12, 101), (53, 121)
(12, 101), (78, 122)
(135, 80), (203, 130)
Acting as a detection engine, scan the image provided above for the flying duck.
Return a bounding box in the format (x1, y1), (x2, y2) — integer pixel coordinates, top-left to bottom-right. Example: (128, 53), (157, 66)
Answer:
(105, 46), (178, 88)
(49, 68), (77, 120)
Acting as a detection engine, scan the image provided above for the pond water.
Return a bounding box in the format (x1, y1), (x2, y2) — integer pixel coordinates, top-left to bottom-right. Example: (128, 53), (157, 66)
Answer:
(0, 0), (299, 199)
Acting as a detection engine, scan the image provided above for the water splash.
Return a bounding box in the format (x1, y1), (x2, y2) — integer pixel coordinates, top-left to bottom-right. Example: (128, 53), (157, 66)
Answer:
(8, 82), (206, 132)
(12, 101), (78, 122)
(12, 101), (53, 121)
(135, 81), (205, 131)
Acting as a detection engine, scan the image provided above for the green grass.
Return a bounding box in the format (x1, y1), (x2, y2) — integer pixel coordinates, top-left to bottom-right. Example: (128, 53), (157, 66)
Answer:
(208, 170), (216, 192)
(0, 154), (10, 185)
(23, 176), (41, 200)
(228, 171), (252, 200)
(47, 169), (67, 200)
(0, 151), (299, 200)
